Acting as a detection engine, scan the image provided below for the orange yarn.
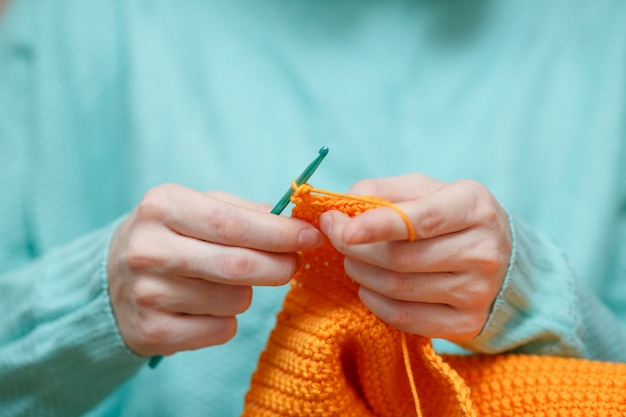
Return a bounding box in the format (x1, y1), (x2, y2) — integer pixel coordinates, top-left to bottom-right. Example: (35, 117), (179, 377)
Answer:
(242, 184), (626, 417)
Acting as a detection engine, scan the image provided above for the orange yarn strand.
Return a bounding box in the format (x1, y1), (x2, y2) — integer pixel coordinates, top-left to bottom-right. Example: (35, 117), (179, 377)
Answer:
(401, 332), (422, 417)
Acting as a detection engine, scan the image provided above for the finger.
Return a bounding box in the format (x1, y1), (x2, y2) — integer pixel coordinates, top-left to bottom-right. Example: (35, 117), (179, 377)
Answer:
(322, 210), (469, 273)
(181, 197), (322, 251)
(189, 244), (301, 286)
(344, 258), (468, 305)
(137, 184), (322, 252)
(348, 173), (445, 201)
(184, 197), (322, 252)
(358, 287), (485, 342)
(343, 232), (506, 276)
(136, 275), (253, 316)
(341, 180), (489, 244)
(140, 313), (239, 356)
(125, 231), (301, 286)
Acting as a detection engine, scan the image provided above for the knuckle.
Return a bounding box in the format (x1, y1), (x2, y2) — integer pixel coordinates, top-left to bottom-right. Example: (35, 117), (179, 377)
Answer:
(414, 209), (442, 239)
(382, 273), (414, 299)
(136, 185), (174, 223)
(216, 250), (252, 281)
(134, 313), (169, 352)
(475, 201), (501, 226)
(473, 241), (510, 276)
(123, 240), (163, 273)
(485, 249), (509, 275)
(209, 205), (248, 244)
(457, 178), (488, 199)
(131, 278), (161, 309)
(383, 304), (413, 330)
(387, 245), (418, 273)
(268, 224), (295, 250)
(454, 311), (487, 341)
(452, 280), (491, 310)
(277, 225), (298, 248)
(458, 179), (500, 223)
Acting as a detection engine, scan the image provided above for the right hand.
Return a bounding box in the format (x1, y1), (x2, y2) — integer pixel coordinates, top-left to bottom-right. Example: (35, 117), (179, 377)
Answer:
(107, 183), (323, 358)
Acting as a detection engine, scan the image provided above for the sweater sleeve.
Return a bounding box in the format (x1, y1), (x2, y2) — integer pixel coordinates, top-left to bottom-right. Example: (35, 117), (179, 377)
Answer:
(0, 220), (146, 417)
(461, 213), (626, 362)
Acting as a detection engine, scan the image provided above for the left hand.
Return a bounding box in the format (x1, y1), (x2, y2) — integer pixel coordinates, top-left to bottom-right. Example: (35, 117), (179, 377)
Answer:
(319, 173), (512, 343)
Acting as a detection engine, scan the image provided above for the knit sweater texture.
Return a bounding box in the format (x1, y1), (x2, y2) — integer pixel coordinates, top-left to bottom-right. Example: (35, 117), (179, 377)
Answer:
(1, 1), (626, 416)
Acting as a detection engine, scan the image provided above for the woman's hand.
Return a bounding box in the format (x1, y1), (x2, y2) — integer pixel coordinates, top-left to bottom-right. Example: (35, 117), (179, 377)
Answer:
(319, 173), (511, 343)
(107, 183), (322, 357)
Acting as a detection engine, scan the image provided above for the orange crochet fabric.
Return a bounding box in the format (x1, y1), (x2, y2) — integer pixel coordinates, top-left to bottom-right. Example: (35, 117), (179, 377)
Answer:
(242, 184), (626, 417)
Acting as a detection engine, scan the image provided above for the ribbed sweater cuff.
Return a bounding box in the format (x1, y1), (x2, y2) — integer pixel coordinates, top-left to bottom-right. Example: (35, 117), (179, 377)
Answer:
(23, 219), (145, 416)
(44, 217), (143, 344)
(461, 214), (585, 357)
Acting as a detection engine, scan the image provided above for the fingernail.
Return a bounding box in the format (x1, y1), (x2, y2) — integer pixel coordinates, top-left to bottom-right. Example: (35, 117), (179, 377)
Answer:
(297, 228), (322, 249)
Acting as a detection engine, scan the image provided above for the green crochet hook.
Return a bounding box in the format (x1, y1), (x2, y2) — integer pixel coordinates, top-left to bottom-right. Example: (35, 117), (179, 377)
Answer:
(148, 146), (329, 369)
(271, 146), (329, 215)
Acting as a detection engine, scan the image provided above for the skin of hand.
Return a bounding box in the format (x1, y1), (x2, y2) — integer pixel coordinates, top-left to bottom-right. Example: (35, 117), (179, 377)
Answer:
(319, 173), (512, 343)
(107, 183), (323, 357)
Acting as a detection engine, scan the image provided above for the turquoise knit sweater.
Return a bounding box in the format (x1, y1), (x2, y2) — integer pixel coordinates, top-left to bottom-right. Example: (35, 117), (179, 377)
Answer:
(1, 0), (625, 416)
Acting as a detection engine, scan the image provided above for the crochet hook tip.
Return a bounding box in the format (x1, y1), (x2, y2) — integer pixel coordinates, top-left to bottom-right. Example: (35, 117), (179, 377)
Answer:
(297, 146), (328, 185)
(271, 146), (329, 215)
